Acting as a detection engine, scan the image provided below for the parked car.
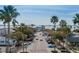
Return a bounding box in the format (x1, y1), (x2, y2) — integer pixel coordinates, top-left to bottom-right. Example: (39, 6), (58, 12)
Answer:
(51, 50), (58, 53)
(58, 47), (71, 53)
(57, 46), (65, 50)
(42, 34), (44, 36)
(48, 44), (56, 48)
(48, 41), (52, 44)
(47, 40), (54, 44)
(61, 50), (70, 53)
(20, 51), (29, 53)
(36, 39), (38, 40)
(40, 39), (43, 41)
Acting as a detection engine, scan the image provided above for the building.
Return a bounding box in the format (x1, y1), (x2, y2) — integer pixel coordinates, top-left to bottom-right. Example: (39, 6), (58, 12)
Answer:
(0, 37), (16, 45)
(0, 37), (16, 53)
(36, 25), (45, 31)
(67, 33), (79, 46)
(0, 28), (15, 36)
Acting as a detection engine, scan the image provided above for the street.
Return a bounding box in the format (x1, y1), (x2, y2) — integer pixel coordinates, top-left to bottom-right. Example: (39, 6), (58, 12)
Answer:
(27, 32), (50, 53)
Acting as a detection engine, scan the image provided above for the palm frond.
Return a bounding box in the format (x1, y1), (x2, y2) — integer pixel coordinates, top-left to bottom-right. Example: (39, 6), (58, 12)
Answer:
(12, 19), (18, 27)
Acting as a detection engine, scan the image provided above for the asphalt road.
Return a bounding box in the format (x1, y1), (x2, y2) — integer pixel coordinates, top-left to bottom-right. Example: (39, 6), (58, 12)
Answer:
(27, 32), (50, 53)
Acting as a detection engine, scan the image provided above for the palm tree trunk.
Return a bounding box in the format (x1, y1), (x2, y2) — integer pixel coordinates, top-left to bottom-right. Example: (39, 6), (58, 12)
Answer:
(4, 23), (7, 53)
(22, 34), (25, 53)
(54, 23), (56, 31)
(8, 22), (10, 36)
(4, 23), (6, 36)
(22, 36), (25, 52)
(78, 23), (79, 29)
(7, 22), (10, 53)
(74, 24), (76, 30)
(54, 24), (55, 31)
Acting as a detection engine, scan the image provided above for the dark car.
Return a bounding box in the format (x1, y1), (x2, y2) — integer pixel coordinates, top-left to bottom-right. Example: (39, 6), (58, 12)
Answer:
(42, 34), (44, 36)
(51, 50), (58, 53)
(60, 47), (71, 53)
(61, 50), (70, 53)
(20, 52), (29, 53)
(36, 39), (38, 40)
(40, 39), (43, 41)
(58, 46), (66, 50)
(47, 40), (54, 44)
(48, 44), (56, 48)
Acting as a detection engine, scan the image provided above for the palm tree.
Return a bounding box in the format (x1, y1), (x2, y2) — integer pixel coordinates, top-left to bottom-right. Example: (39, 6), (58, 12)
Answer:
(73, 18), (77, 30)
(73, 13), (79, 30)
(10, 23), (30, 52)
(31, 24), (35, 28)
(0, 5), (20, 36)
(59, 20), (67, 28)
(12, 19), (19, 28)
(0, 5), (20, 52)
(0, 6), (19, 36)
(73, 13), (79, 29)
(10, 31), (27, 52)
(50, 16), (58, 31)
(16, 23), (27, 34)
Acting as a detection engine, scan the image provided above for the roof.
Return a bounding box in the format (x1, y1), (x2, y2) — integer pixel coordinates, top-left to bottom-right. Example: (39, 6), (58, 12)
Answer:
(67, 33), (79, 42)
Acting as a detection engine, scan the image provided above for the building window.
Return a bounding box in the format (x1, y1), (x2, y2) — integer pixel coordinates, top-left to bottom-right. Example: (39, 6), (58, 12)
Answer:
(0, 41), (4, 43)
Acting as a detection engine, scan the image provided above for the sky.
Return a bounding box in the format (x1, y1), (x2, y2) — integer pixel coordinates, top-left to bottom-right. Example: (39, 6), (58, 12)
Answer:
(0, 5), (79, 25)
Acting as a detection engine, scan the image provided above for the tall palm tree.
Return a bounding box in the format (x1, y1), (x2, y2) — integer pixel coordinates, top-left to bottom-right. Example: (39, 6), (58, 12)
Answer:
(31, 24), (35, 28)
(73, 13), (79, 30)
(0, 6), (19, 37)
(12, 19), (19, 28)
(50, 16), (58, 31)
(73, 18), (77, 30)
(59, 20), (67, 28)
(10, 31), (27, 52)
(10, 23), (28, 52)
(0, 5), (20, 52)
(0, 5), (20, 36)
